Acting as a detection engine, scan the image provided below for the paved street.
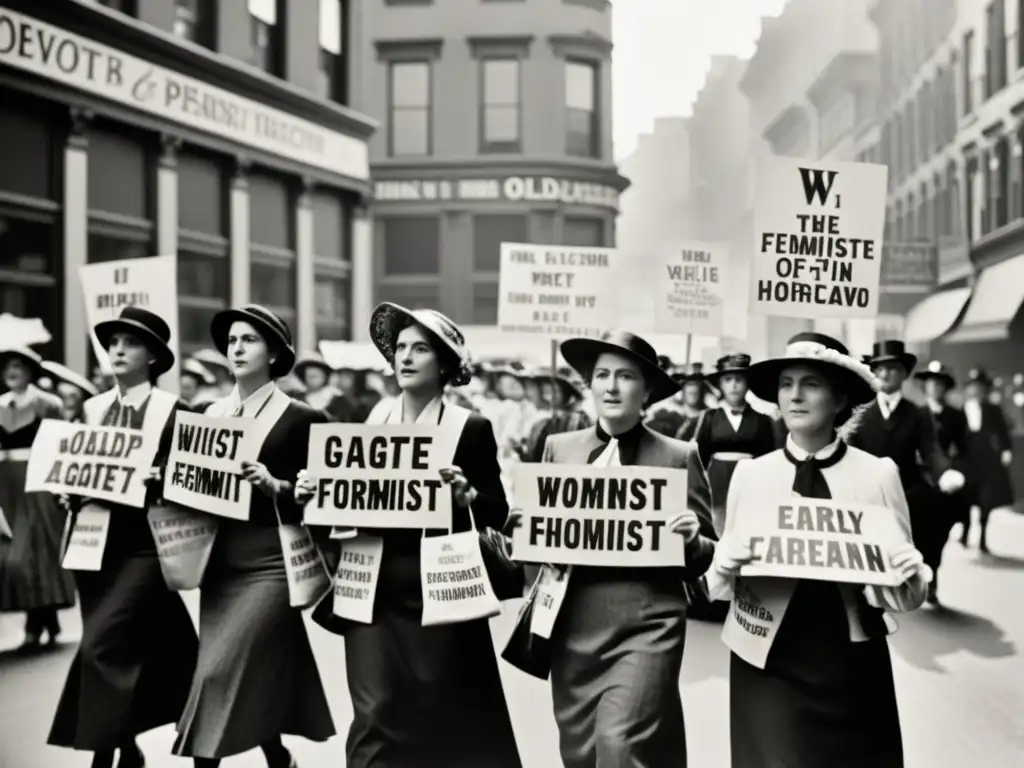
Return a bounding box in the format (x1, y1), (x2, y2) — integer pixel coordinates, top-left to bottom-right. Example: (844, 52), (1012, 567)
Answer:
(2, 512), (1023, 768)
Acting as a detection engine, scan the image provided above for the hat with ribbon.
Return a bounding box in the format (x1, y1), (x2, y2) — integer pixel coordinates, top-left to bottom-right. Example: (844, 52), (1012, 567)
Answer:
(913, 360), (955, 389)
(561, 330), (680, 405)
(211, 304), (296, 379)
(745, 331), (880, 406)
(40, 360), (99, 398)
(864, 339), (917, 374)
(0, 347), (45, 381)
(369, 302), (472, 387)
(94, 307), (176, 378)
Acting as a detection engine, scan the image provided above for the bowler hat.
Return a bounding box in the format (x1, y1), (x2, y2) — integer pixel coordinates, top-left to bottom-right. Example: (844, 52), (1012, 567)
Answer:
(561, 330), (680, 404)
(94, 307), (175, 377)
(369, 302), (472, 387)
(0, 347), (44, 381)
(913, 360), (955, 389)
(864, 340), (917, 374)
(745, 332), (879, 406)
(211, 304), (296, 379)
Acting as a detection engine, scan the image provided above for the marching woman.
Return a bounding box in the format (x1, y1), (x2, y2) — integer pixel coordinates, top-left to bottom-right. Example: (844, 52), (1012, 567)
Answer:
(695, 353), (778, 536)
(707, 332), (930, 768)
(49, 308), (198, 768)
(302, 303), (521, 768)
(520, 331), (716, 767)
(0, 348), (76, 652)
(293, 351), (359, 422)
(173, 304), (334, 767)
(179, 358), (217, 408)
(41, 359), (99, 423)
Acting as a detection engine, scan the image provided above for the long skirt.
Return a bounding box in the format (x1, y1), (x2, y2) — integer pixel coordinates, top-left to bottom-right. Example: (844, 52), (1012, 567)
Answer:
(965, 434), (1015, 511)
(339, 547), (521, 768)
(730, 635), (902, 767)
(48, 554), (198, 750)
(550, 574), (689, 768)
(0, 460), (76, 612)
(173, 521), (334, 759)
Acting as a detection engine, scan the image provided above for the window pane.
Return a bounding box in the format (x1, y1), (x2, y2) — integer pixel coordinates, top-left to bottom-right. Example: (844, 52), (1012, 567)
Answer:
(315, 275), (350, 340)
(319, 0), (342, 54)
(392, 108), (429, 156)
(484, 60), (518, 104)
(484, 106), (519, 144)
(0, 217), (55, 275)
(473, 282), (498, 325)
(88, 233), (152, 263)
(566, 62), (595, 111)
(251, 261), (296, 309)
(391, 62), (429, 108)
(566, 108), (594, 157)
(473, 214), (528, 271)
(178, 251), (227, 299)
(383, 216), (439, 275)
(312, 193), (347, 260)
(377, 283), (439, 310)
(563, 217), (604, 247)
(179, 304), (221, 349)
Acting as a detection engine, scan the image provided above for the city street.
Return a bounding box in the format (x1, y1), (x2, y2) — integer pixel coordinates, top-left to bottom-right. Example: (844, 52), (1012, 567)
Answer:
(2, 513), (1023, 768)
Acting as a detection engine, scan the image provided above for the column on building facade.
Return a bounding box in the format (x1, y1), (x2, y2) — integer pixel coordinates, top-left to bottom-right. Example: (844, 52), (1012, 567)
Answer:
(295, 178), (316, 353)
(63, 107), (90, 376)
(230, 159), (251, 306)
(157, 135), (180, 257)
(350, 204), (373, 342)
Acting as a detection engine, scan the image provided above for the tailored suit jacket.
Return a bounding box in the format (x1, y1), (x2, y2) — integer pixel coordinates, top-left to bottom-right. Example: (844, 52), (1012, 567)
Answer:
(541, 425), (717, 580)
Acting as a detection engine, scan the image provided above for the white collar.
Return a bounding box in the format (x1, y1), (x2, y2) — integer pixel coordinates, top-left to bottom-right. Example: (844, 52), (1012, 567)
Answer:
(878, 390), (902, 406)
(387, 394), (445, 425)
(228, 380), (277, 416)
(927, 399), (944, 414)
(0, 385), (35, 409)
(786, 433), (842, 461)
(116, 380), (153, 408)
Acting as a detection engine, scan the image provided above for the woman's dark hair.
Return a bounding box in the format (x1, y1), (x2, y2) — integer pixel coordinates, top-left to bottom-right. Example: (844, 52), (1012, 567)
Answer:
(390, 317), (465, 388)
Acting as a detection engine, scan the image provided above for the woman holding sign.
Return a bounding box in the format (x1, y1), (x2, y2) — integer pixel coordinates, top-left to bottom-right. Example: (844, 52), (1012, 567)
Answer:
(706, 332), (929, 768)
(48, 308), (198, 768)
(0, 347), (76, 652)
(512, 330), (717, 768)
(172, 304), (334, 768)
(302, 303), (521, 768)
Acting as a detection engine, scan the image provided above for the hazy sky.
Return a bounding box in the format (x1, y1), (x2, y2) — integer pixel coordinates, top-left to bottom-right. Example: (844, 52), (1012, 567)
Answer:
(611, 0), (788, 161)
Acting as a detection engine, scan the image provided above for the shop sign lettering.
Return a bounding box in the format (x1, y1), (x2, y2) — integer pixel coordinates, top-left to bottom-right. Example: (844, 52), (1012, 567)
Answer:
(374, 176), (621, 211)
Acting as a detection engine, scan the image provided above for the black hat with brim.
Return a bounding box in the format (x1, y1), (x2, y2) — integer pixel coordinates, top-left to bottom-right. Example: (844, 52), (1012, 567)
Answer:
(745, 332), (879, 406)
(0, 347), (44, 381)
(706, 353), (753, 385)
(913, 360), (955, 388)
(561, 330), (680, 405)
(211, 304), (296, 380)
(94, 307), (175, 378)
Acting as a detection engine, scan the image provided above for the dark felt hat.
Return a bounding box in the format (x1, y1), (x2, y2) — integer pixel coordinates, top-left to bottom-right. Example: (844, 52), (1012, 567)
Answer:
(913, 360), (956, 389)
(745, 332), (879, 406)
(94, 307), (175, 378)
(0, 347), (44, 381)
(706, 353), (753, 384)
(561, 330), (680, 404)
(864, 339), (917, 374)
(211, 304), (296, 379)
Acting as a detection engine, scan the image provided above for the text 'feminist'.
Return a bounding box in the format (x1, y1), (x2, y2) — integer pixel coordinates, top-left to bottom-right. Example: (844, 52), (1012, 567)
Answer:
(169, 424), (247, 502)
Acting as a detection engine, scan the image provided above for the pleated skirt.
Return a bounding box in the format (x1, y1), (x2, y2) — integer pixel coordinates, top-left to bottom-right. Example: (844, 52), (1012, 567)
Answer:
(49, 552), (198, 750)
(0, 460), (76, 612)
(173, 521), (334, 759)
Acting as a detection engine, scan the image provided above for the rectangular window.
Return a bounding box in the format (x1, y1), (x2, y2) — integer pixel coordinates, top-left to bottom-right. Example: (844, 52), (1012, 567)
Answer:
(472, 214), (528, 272)
(0, 215), (60, 360)
(566, 60), (598, 158)
(317, 0), (348, 104)
(986, 0), (1008, 96)
(173, 0), (215, 49)
(963, 31), (975, 115)
(563, 217), (605, 247)
(472, 281), (499, 325)
(389, 61), (431, 157)
(480, 59), (520, 153)
(382, 216), (440, 275)
(315, 276), (350, 341)
(246, 0), (283, 76)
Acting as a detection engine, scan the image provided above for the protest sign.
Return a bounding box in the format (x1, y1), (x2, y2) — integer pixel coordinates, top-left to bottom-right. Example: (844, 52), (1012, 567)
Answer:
(652, 242), (727, 336)
(24, 420), (162, 508)
(751, 157), (887, 319)
(80, 255), (179, 389)
(279, 524), (331, 608)
(530, 564), (571, 639)
(147, 504), (218, 590)
(497, 242), (622, 337)
(162, 412), (260, 520)
(333, 535), (384, 623)
(737, 499), (904, 587)
(61, 504), (110, 571)
(421, 531), (501, 626)
(303, 423), (453, 530)
(511, 464), (688, 567)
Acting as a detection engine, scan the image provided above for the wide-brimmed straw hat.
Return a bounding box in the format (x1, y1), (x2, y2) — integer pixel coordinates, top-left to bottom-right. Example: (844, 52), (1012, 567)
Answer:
(864, 339), (917, 374)
(369, 302), (472, 387)
(913, 360), (955, 389)
(561, 330), (680, 405)
(211, 304), (296, 379)
(706, 353), (753, 385)
(94, 307), (175, 377)
(745, 331), (880, 406)
(40, 360), (99, 397)
(0, 347), (44, 381)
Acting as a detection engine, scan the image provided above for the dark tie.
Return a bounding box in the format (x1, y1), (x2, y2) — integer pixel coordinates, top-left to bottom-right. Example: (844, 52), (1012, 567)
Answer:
(731, 409), (744, 417)
(784, 441), (888, 640)
(231, 404), (244, 417)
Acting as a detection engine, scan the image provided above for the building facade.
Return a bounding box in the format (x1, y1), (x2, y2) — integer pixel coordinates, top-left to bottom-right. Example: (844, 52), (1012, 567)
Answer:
(356, 0), (628, 327)
(0, 0), (375, 373)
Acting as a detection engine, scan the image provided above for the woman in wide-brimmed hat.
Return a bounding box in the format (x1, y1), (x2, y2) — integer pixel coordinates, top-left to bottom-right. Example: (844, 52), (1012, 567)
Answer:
(41, 359), (99, 422)
(959, 367), (1015, 553)
(171, 304), (334, 768)
(189, 348), (234, 408)
(298, 302), (522, 768)
(506, 329), (716, 767)
(517, 367), (592, 463)
(0, 347), (76, 656)
(178, 358), (215, 408)
(707, 331), (928, 768)
(49, 307), (198, 768)
(293, 351), (359, 422)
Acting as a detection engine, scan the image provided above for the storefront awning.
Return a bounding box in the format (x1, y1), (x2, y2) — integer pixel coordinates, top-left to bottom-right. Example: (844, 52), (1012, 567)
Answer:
(944, 255), (1024, 344)
(903, 288), (972, 343)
